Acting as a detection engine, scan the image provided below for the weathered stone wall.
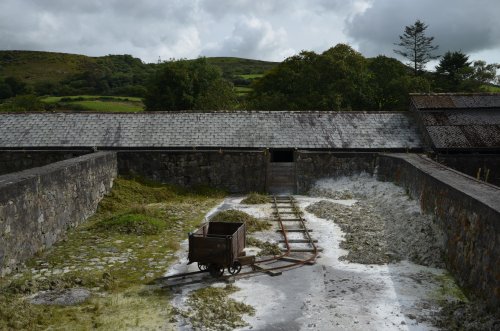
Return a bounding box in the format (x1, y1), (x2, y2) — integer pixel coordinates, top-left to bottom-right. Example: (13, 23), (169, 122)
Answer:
(377, 153), (500, 307)
(118, 150), (268, 193)
(295, 152), (378, 193)
(0, 152), (117, 276)
(0, 151), (89, 176)
(435, 154), (500, 187)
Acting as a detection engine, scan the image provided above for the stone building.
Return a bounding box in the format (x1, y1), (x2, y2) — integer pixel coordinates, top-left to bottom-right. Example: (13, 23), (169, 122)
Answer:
(0, 93), (499, 306)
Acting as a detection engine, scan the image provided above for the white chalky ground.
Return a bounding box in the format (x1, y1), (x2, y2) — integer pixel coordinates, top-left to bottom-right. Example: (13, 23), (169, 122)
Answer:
(167, 177), (456, 331)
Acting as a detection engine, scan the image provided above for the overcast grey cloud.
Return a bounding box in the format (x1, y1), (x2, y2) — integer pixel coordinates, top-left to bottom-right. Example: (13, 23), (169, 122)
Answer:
(346, 0), (500, 63)
(0, 0), (498, 64)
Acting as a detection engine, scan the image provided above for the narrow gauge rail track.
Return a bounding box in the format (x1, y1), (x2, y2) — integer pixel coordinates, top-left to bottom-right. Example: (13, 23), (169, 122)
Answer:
(157, 195), (319, 286)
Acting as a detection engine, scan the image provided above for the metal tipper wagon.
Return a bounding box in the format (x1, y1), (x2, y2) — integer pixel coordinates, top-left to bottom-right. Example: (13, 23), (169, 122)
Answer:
(188, 221), (255, 277)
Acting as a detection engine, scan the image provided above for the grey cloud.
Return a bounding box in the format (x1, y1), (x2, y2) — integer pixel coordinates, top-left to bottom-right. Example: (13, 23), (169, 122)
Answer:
(0, 0), (202, 62)
(201, 16), (294, 61)
(346, 0), (500, 59)
(201, 0), (289, 19)
(0, 0), (498, 64)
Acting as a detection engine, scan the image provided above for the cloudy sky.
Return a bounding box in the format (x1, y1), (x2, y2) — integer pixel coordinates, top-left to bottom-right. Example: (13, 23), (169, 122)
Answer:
(1, 0), (499, 66)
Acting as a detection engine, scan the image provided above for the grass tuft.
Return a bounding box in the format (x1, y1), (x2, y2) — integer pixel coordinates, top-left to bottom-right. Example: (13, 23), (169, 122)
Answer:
(241, 192), (269, 204)
(209, 209), (271, 233)
(247, 237), (281, 256)
(180, 285), (255, 330)
(0, 176), (225, 330)
(94, 213), (165, 235)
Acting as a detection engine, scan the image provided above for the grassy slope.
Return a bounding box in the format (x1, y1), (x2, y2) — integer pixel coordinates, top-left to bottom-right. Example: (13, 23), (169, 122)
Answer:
(205, 57), (277, 77)
(0, 51), (278, 104)
(41, 96), (144, 112)
(0, 51), (277, 86)
(482, 84), (500, 92)
(0, 177), (225, 330)
(0, 50), (92, 85)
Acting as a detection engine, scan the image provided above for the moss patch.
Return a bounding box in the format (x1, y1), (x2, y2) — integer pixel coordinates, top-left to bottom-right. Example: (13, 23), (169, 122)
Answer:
(180, 285), (255, 331)
(210, 209), (272, 233)
(433, 273), (468, 303)
(241, 192), (269, 204)
(94, 213), (166, 235)
(0, 177), (225, 330)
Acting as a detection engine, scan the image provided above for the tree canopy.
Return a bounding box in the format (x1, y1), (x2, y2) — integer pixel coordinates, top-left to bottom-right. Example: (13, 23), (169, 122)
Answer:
(144, 58), (237, 111)
(394, 20), (439, 75)
(249, 44), (373, 111)
(248, 44), (431, 111)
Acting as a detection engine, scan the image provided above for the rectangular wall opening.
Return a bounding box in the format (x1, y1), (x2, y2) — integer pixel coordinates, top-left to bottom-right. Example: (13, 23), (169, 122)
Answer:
(270, 149), (294, 163)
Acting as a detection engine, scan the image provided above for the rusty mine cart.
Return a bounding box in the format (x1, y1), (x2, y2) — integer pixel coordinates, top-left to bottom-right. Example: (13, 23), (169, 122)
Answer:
(188, 221), (255, 277)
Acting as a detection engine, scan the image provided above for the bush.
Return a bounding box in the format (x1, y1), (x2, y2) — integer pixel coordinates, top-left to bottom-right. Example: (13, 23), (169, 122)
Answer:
(0, 94), (44, 112)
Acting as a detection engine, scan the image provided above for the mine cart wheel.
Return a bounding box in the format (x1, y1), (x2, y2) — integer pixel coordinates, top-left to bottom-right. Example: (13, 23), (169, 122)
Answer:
(228, 261), (242, 275)
(197, 263), (208, 271)
(208, 264), (224, 278)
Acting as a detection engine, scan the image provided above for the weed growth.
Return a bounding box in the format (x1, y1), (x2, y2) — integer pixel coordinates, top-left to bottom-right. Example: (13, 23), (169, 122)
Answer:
(0, 176), (224, 330)
(241, 192), (269, 204)
(180, 285), (255, 330)
(210, 209), (271, 232)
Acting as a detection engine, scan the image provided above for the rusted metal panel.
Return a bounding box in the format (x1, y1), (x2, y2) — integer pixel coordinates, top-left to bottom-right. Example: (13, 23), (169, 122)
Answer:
(412, 95), (456, 109)
(475, 125), (500, 147)
(414, 94), (500, 150)
(411, 93), (500, 110)
(426, 126), (471, 149)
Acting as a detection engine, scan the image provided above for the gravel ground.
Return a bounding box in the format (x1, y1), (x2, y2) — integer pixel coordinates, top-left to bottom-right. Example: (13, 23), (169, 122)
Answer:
(307, 179), (445, 267)
(307, 174), (499, 331)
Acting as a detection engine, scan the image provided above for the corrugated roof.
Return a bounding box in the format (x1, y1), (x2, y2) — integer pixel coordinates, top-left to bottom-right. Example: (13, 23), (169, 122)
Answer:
(413, 94), (500, 150)
(0, 111), (422, 150)
(411, 93), (500, 110)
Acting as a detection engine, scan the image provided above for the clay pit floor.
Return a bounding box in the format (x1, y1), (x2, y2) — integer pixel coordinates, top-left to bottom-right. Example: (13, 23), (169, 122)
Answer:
(166, 176), (464, 331)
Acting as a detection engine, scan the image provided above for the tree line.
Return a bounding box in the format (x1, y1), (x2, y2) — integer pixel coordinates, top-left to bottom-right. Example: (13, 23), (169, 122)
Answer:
(1, 20), (499, 111)
(144, 19), (498, 111)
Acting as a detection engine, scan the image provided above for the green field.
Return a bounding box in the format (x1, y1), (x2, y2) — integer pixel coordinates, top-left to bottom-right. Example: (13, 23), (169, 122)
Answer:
(482, 85), (500, 92)
(235, 86), (253, 96)
(238, 74), (265, 80)
(42, 95), (144, 112)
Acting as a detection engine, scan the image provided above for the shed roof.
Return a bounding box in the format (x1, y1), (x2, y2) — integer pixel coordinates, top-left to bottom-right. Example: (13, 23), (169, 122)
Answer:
(410, 93), (500, 110)
(0, 111), (422, 150)
(410, 94), (500, 150)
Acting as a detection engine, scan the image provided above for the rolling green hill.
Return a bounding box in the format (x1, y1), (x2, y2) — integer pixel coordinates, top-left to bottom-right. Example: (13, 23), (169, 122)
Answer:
(0, 51), (277, 97)
(205, 57), (277, 78)
(0, 51), (89, 85)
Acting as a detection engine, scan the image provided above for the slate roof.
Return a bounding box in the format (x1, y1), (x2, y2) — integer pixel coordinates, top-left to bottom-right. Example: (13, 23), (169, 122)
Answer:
(411, 93), (500, 110)
(0, 111), (422, 150)
(410, 94), (500, 150)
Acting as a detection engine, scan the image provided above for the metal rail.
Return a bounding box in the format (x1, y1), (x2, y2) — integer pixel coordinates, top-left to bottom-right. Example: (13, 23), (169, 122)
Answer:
(156, 194), (319, 286)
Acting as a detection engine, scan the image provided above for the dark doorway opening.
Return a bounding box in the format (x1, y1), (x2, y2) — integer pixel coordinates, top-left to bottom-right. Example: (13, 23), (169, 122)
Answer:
(270, 149), (294, 162)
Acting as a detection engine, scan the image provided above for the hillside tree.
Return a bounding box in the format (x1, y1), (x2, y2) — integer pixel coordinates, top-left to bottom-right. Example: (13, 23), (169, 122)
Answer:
(144, 58), (236, 111)
(394, 20), (439, 75)
(249, 44), (373, 111)
(435, 51), (473, 91)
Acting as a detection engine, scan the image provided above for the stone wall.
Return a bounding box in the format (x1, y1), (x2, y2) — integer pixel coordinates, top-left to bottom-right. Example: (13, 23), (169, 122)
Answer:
(0, 152), (117, 276)
(295, 152), (378, 193)
(377, 153), (500, 307)
(0, 151), (89, 176)
(118, 150), (268, 193)
(435, 154), (500, 187)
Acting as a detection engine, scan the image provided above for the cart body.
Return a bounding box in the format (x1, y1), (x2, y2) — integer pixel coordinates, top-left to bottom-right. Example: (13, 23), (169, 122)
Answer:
(188, 221), (247, 268)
